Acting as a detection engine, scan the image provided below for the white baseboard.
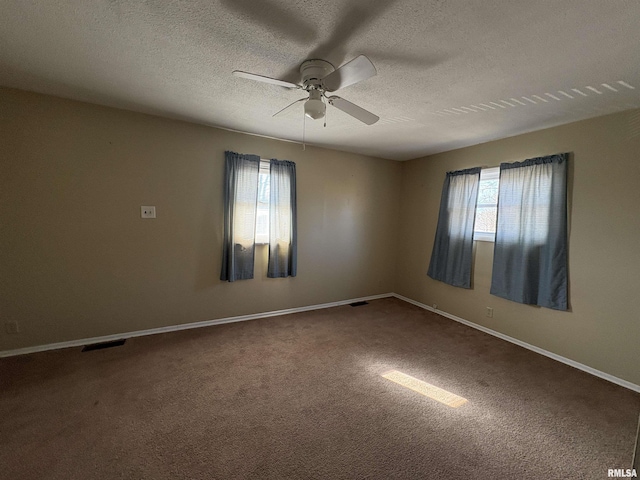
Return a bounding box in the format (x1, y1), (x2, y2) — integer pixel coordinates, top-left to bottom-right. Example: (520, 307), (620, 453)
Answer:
(0, 293), (394, 358)
(392, 293), (640, 394)
(3, 291), (638, 394)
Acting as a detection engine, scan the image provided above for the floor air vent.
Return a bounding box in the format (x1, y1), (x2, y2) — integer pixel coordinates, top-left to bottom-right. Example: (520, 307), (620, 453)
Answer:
(350, 301), (369, 307)
(82, 339), (126, 352)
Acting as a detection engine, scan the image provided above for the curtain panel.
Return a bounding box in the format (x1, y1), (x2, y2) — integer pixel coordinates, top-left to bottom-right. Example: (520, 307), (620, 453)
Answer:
(490, 153), (569, 310)
(220, 151), (260, 282)
(427, 167), (481, 288)
(267, 159), (297, 278)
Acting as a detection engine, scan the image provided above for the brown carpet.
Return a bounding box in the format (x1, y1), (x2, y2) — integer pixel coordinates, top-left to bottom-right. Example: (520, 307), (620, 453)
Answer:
(1, 297), (638, 479)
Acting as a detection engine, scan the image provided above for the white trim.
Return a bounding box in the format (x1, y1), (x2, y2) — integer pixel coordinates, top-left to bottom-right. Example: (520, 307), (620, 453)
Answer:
(0, 293), (393, 358)
(3, 291), (638, 394)
(392, 293), (640, 394)
(473, 232), (496, 242)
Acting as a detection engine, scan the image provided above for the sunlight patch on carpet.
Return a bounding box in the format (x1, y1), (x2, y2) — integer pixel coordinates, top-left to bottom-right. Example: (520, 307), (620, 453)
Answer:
(381, 370), (468, 408)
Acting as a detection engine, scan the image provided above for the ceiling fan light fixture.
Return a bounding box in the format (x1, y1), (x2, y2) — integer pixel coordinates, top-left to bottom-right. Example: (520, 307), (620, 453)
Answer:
(304, 98), (325, 120)
(304, 90), (325, 120)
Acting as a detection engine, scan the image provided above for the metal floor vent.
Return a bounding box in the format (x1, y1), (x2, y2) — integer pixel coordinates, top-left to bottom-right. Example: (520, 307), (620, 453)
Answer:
(82, 339), (126, 352)
(350, 301), (369, 307)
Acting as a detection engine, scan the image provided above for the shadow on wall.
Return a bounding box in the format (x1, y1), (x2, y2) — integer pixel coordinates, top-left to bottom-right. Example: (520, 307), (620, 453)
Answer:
(195, 170), (222, 291)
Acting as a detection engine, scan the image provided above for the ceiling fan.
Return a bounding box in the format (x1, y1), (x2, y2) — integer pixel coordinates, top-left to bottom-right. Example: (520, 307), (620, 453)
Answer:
(233, 55), (379, 125)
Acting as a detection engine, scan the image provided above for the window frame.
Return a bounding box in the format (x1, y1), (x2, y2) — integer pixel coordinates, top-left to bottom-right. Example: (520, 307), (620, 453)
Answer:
(255, 159), (270, 245)
(473, 166), (500, 242)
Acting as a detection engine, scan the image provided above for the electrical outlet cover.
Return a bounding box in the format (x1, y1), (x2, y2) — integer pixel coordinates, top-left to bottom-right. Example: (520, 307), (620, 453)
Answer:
(141, 206), (156, 218)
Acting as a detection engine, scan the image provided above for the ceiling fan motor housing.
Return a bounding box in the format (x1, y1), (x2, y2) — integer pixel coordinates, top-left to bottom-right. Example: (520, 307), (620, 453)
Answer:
(300, 59), (335, 90)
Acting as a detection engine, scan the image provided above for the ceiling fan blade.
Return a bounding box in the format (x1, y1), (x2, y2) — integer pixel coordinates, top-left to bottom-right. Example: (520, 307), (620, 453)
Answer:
(233, 71), (300, 89)
(322, 55), (377, 92)
(220, 0), (317, 45)
(327, 96), (379, 125)
(273, 98), (307, 117)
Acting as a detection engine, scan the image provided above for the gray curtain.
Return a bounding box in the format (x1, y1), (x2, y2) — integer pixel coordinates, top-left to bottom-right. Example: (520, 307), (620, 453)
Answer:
(490, 153), (568, 310)
(220, 151), (260, 282)
(427, 167), (481, 288)
(267, 159), (297, 278)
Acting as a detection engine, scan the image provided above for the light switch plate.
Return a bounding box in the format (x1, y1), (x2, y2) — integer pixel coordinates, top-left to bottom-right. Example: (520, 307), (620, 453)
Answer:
(141, 206), (156, 218)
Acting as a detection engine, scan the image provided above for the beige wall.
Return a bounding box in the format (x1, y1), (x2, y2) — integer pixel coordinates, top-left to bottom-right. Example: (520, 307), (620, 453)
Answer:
(396, 109), (640, 385)
(0, 88), (401, 350)
(2, 87), (639, 387)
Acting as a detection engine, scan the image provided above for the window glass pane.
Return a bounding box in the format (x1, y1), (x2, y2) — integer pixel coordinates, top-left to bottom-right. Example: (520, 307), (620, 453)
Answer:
(475, 206), (497, 234)
(257, 168), (270, 204)
(256, 208), (269, 236)
(255, 161), (270, 242)
(478, 179), (499, 205)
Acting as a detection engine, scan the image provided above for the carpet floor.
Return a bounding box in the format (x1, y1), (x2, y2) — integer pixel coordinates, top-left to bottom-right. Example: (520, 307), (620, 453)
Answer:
(1, 297), (638, 479)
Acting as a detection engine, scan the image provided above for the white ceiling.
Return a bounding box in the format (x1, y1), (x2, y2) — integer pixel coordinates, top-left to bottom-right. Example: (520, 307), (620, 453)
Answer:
(2, 0), (639, 160)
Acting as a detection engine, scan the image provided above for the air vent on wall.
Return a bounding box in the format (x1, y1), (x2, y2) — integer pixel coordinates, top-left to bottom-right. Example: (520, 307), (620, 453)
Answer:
(350, 301), (369, 307)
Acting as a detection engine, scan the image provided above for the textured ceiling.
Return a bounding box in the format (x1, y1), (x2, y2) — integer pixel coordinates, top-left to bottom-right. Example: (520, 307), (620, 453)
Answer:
(2, 0), (639, 160)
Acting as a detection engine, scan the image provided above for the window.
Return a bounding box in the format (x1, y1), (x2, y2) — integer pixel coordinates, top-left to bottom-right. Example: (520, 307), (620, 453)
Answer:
(221, 151), (297, 282)
(255, 160), (270, 244)
(473, 167), (500, 242)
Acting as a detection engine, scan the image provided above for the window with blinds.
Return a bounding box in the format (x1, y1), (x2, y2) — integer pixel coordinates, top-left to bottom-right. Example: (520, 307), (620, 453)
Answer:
(473, 167), (500, 242)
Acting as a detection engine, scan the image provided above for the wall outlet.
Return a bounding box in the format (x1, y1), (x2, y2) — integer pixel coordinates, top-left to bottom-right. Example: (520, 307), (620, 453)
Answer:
(141, 206), (156, 219)
(486, 307), (494, 318)
(5, 321), (19, 334)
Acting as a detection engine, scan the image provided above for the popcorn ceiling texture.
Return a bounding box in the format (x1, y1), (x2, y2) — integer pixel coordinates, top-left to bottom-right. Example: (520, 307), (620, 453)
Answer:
(1, 0), (639, 160)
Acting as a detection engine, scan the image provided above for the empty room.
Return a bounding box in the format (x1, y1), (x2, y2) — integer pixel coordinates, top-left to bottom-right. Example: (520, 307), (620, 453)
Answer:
(1, 1), (639, 479)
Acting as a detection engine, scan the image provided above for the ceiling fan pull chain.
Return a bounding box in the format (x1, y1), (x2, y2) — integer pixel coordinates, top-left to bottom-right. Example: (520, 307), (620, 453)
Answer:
(324, 100), (327, 128)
